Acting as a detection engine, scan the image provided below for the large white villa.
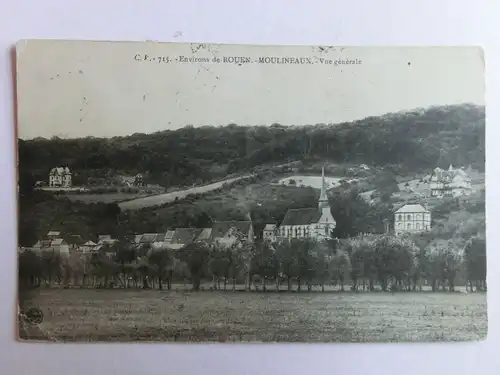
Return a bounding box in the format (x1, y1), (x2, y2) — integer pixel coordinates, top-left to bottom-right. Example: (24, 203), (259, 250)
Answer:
(49, 166), (72, 188)
(394, 204), (431, 235)
(429, 165), (472, 198)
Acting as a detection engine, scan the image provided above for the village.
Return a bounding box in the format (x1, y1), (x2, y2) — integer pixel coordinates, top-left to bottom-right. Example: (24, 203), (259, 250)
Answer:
(19, 163), (478, 258)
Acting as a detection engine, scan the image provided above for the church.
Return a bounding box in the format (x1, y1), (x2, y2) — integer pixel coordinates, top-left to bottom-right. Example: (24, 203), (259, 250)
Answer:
(264, 167), (337, 242)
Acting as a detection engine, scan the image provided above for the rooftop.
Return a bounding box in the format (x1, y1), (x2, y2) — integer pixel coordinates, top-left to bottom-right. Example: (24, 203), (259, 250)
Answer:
(49, 167), (71, 175)
(395, 204), (429, 213)
(139, 233), (160, 243)
(171, 228), (204, 244)
(196, 228), (213, 241)
(210, 221), (252, 240)
(281, 208), (321, 226)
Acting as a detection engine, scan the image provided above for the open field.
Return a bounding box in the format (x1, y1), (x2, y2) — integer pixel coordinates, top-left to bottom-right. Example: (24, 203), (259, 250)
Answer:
(19, 289), (487, 343)
(118, 174), (254, 210)
(274, 175), (344, 189)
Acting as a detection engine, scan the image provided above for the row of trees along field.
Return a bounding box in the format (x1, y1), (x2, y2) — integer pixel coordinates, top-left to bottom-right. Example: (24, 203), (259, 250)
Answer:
(18, 104), (484, 188)
(19, 233), (486, 294)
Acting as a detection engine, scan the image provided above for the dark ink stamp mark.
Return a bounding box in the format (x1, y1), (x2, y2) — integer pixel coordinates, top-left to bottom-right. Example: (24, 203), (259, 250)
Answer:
(25, 308), (44, 325)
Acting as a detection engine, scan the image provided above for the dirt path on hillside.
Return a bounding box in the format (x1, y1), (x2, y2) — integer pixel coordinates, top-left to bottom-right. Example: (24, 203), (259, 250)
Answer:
(118, 174), (254, 210)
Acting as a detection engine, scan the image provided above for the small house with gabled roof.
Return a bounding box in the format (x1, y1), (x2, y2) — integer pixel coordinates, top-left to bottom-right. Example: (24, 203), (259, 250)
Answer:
(32, 238), (70, 256)
(263, 224), (277, 242)
(80, 240), (99, 253)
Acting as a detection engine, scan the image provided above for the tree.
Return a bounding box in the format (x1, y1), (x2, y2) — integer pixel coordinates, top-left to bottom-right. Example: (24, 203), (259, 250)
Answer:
(330, 189), (372, 238)
(136, 256), (153, 289)
(425, 240), (462, 292)
(209, 247), (230, 290)
(226, 245), (244, 291)
(250, 241), (278, 291)
(183, 242), (211, 291)
(464, 236), (486, 291)
(18, 169), (35, 200)
(412, 246), (430, 291)
(328, 250), (351, 291)
(239, 241), (256, 291)
(173, 259), (191, 287)
(311, 242), (330, 291)
(290, 238), (316, 291)
(347, 237), (375, 291)
(60, 252), (85, 287)
(373, 235), (417, 291)
(114, 240), (138, 288)
(276, 240), (296, 291)
(40, 250), (62, 286)
(373, 171), (399, 194)
(148, 248), (173, 290)
(18, 216), (39, 248)
(91, 251), (119, 288)
(440, 243), (461, 292)
(18, 250), (42, 287)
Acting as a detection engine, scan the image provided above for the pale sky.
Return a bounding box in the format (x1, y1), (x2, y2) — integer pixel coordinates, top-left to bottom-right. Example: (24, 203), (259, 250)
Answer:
(16, 41), (484, 139)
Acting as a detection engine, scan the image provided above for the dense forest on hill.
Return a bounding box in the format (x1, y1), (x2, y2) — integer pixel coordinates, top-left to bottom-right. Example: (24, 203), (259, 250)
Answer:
(18, 103), (485, 188)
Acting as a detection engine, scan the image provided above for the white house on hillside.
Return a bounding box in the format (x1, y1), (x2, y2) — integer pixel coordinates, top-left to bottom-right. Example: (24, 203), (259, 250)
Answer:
(49, 166), (72, 188)
(429, 165), (472, 198)
(394, 204), (431, 235)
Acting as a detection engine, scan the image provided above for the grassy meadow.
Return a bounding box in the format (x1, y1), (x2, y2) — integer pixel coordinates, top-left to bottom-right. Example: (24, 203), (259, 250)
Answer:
(19, 288), (487, 343)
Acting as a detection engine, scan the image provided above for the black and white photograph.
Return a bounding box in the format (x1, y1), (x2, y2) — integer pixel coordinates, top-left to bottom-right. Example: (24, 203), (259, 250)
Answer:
(16, 40), (486, 342)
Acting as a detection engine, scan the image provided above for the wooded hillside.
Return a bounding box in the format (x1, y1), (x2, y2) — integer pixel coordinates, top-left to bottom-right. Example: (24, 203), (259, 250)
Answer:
(19, 103), (485, 188)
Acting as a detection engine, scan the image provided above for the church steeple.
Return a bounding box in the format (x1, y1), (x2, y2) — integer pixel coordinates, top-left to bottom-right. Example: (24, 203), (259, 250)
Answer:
(318, 166), (329, 209)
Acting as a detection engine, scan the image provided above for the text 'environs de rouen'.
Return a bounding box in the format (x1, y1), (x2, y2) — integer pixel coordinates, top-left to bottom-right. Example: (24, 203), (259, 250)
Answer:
(133, 54), (362, 66)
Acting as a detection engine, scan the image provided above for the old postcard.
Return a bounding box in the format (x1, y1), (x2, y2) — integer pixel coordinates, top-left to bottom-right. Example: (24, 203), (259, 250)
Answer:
(16, 40), (486, 342)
